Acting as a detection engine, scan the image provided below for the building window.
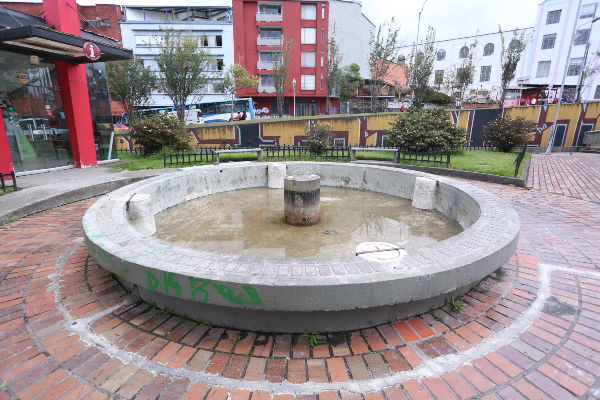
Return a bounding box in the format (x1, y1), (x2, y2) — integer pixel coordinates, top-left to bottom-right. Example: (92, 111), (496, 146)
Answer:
(483, 43), (495, 56)
(322, 27), (325, 44)
(434, 70), (444, 85)
(258, 4), (281, 14)
(580, 3), (597, 19)
(301, 51), (316, 67)
(301, 4), (317, 20)
(216, 35), (222, 47)
(459, 46), (469, 58)
(301, 28), (317, 44)
(541, 34), (556, 50)
(574, 29), (591, 46)
(398, 54), (405, 65)
(547, 10), (561, 24)
(536, 61), (551, 78)
(595, 85), (600, 99)
(85, 19), (109, 27)
(259, 28), (283, 38)
(259, 51), (281, 62)
(322, 3), (325, 19)
(567, 57), (584, 75)
(301, 74), (315, 90)
(436, 49), (446, 61)
(260, 74), (275, 86)
(210, 59), (224, 71)
(321, 51), (324, 67)
(480, 66), (491, 82)
(320, 74), (324, 90)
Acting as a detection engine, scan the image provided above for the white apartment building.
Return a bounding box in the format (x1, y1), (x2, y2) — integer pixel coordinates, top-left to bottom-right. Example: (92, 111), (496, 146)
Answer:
(329, 0), (375, 78)
(525, 0), (600, 101)
(120, 2), (234, 107)
(398, 28), (534, 102)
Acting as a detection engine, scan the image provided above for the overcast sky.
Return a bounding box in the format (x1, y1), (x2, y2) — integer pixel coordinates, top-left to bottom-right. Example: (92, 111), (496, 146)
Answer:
(360, 0), (540, 45)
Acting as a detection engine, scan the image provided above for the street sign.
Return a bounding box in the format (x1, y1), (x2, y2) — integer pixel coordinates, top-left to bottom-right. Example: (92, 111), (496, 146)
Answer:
(83, 42), (101, 61)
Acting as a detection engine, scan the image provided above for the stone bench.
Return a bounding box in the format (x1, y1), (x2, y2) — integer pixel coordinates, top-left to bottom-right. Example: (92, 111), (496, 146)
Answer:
(351, 147), (399, 163)
(215, 148), (263, 163)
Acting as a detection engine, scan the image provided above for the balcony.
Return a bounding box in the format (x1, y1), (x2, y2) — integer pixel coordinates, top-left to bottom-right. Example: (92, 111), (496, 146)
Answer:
(258, 85), (276, 93)
(257, 61), (274, 70)
(257, 37), (282, 46)
(256, 13), (282, 22)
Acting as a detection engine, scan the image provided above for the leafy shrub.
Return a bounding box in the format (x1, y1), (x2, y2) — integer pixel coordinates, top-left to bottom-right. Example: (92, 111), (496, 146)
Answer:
(129, 113), (191, 155)
(306, 121), (333, 153)
(422, 87), (453, 104)
(482, 115), (537, 152)
(386, 107), (468, 151)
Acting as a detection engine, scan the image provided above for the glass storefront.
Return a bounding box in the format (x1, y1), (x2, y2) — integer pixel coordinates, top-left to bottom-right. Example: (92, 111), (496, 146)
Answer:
(1, 51), (118, 173)
(0, 51), (74, 172)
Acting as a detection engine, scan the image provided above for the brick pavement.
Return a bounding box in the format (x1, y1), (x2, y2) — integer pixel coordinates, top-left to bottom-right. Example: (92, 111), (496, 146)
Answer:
(2, 171), (600, 399)
(527, 153), (600, 203)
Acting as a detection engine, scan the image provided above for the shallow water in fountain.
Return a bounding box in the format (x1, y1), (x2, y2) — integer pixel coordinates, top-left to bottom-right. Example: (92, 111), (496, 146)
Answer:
(153, 187), (463, 258)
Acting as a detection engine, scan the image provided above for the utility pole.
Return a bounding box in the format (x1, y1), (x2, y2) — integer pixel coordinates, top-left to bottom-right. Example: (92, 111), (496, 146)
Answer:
(546, 0), (583, 153)
(415, 0), (428, 52)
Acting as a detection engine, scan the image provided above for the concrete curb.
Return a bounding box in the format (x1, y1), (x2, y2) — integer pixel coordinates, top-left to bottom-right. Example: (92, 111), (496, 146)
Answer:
(0, 176), (154, 225)
(351, 161), (527, 188)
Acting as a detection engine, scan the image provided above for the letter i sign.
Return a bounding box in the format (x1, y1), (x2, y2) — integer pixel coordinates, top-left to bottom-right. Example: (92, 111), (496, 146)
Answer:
(83, 42), (101, 61)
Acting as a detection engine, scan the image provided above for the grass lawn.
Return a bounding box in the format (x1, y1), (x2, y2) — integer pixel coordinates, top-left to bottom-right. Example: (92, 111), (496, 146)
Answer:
(111, 148), (530, 178)
(357, 149), (531, 178)
(0, 188), (14, 196)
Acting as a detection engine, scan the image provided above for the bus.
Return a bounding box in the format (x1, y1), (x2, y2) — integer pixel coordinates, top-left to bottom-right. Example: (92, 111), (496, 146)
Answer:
(186, 98), (255, 123)
(118, 98), (255, 126)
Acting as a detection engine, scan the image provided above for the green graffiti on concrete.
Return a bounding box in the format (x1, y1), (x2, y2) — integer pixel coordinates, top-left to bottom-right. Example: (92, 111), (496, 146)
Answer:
(120, 260), (130, 276)
(98, 248), (112, 264)
(190, 278), (211, 303)
(89, 234), (105, 240)
(163, 272), (181, 298)
(84, 236), (96, 256)
(213, 284), (262, 306)
(147, 269), (161, 291)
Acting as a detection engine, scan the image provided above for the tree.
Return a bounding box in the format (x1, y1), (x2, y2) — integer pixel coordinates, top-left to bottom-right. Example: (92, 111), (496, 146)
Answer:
(368, 18), (403, 111)
(422, 87), (453, 104)
(217, 59), (260, 121)
(272, 37), (293, 117)
(443, 65), (459, 99)
(339, 63), (365, 104)
(499, 27), (526, 106)
(106, 57), (156, 124)
(386, 107), (468, 151)
(154, 28), (215, 123)
(483, 115), (536, 152)
(576, 51), (600, 102)
(455, 37), (478, 102)
(407, 26), (437, 107)
(325, 24), (343, 114)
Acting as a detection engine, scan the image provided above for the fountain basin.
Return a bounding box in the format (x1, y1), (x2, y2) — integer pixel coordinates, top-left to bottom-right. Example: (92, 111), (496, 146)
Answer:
(82, 162), (520, 332)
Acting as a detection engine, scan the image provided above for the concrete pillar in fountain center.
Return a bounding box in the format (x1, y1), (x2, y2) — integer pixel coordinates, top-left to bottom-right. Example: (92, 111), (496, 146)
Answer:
(43, 0), (97, 168)
(284, 174), (321, 226)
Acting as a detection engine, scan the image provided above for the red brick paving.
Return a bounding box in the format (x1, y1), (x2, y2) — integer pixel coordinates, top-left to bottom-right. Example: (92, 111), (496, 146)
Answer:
(1, 165), (600, 399)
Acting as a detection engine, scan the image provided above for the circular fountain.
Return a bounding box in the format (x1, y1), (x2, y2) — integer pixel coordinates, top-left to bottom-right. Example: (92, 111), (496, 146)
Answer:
(82, 162), (520, 332)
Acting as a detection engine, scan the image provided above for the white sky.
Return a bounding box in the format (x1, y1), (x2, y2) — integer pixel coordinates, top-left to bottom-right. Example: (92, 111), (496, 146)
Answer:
(360, 0), (540, 45)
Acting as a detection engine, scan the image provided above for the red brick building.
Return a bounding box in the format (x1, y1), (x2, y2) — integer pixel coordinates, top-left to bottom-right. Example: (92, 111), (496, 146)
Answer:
(233, 0), (340, 117)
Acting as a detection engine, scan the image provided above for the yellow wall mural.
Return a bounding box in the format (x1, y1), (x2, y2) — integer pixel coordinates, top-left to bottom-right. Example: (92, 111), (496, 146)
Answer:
(116, 103), (600, 150)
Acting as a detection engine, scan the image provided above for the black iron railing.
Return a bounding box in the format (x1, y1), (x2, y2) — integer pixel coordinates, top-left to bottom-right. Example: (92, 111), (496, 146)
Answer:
(398, 149), (451, 167)
(263, 146), (351, 160)
(514, 146), (528, 178)
(0, 171), (17, 193)
(117, 148), (144, 155)
(163, 151), (215, 167)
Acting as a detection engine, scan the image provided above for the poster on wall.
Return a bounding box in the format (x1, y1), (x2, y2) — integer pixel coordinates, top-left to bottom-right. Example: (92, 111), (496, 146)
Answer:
(16, 72), (30, 85)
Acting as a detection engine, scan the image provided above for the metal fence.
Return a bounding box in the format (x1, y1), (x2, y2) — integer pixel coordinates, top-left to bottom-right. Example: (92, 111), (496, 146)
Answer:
(117, 148), (144, 155)
(398, 149), (451, 167)
(163, 152), (215, 167)
(513, 147), (528, 178)
(263, 146), (351, 160)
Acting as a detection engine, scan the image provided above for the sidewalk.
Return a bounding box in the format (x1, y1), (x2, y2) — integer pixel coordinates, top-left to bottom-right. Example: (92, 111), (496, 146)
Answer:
(0, 166), (171, 224)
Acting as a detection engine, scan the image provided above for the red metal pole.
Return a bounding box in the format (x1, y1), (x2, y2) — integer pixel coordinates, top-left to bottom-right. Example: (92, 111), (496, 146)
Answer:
(0, 112), (15, 175)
